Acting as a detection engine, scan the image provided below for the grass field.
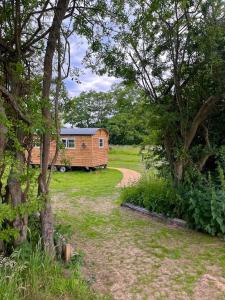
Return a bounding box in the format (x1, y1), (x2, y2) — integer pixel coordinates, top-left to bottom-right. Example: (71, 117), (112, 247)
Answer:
(51, 168), (122, 198)
(51, 145), (225, 300)
(108, 145), (144, 172)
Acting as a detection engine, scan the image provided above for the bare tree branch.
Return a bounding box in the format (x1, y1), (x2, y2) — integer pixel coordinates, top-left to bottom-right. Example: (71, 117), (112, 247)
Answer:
(184, 96), (221, 150)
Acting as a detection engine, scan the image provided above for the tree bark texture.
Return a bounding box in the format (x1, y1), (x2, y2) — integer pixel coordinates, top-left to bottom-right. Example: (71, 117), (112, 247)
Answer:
(173, 96), (220, 184)
(0, 97), (7, 158)
(38, 0), (70, 256)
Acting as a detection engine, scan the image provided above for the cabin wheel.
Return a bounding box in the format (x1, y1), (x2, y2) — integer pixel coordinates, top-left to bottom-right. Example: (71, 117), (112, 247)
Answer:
(52, 166), (57, 172)
(59, 166), (66, 173)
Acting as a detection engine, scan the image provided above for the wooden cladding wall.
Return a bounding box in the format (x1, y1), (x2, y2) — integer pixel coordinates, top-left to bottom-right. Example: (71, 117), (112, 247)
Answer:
(31, 129), (109, 168)
(92, 129), (109, 167)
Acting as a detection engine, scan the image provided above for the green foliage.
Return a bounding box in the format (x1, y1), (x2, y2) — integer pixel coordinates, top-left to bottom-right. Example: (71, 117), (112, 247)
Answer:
(0, 227), (19, 243)
(85, 0), (225, 184)
(64, 90), (115, 127)
(179, 166), (225, 236)
(121, 175), (183, 218)
(69, 250), (85, 268)
(0, 246), (107, 300)
(63, 84), (149, 145)
(55, 223), (74, 242)
(0, 197), (43, 243)
(121, 165), (225, 236)
(27, 215), (41, 247)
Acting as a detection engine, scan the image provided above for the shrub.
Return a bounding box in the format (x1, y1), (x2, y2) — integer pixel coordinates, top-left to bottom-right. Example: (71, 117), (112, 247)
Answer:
(121, 167), (225, 237)
(180, 168), (225, 236)
(121, 175), (184, 218)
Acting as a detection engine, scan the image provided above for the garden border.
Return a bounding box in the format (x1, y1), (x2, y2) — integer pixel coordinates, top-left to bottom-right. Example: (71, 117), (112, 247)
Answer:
(121, 202), (187, 228)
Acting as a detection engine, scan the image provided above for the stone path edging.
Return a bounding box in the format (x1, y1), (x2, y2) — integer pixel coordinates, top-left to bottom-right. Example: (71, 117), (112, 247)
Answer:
(121, 202), (187, 228)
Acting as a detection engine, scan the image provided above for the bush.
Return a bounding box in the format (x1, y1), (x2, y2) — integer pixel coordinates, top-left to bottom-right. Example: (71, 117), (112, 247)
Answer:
(179, 169), (225, 236)
(121, 167), (225, 237)
(121, 175), (184, 218)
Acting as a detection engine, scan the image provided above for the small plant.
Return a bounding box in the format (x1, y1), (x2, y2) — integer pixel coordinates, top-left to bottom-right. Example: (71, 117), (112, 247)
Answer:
(68, 250), (85, 268)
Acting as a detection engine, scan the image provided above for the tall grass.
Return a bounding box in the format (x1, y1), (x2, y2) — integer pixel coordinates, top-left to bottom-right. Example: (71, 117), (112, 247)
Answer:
(120, 175), (184, 218)
(0, 244), (108, 300)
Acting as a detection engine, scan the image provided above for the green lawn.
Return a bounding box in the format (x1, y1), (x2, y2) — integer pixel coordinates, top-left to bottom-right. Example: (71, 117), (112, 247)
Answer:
(51, 168), (122, 198)
(108, 145), (144, 172)
(51, 145), (225, 299)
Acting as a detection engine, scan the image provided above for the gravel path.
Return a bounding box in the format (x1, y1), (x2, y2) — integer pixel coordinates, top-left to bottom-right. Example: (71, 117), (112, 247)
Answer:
(109, 167), (141, 187)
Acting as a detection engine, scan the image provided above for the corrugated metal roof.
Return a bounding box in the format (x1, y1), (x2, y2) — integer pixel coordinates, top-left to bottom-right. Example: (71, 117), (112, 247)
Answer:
(60, 128), (100, 135)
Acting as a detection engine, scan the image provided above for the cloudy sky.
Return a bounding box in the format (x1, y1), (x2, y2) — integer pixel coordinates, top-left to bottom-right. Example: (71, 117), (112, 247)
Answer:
(64, 35), (120, 97)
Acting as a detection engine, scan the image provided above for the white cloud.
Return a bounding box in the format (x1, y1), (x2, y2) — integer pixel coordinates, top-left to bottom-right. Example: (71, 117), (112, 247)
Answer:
(64, 35), (121, 97)
(66, 71), (120, 97)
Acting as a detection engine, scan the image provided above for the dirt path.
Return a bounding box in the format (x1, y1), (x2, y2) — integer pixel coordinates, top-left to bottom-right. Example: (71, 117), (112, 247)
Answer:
(109, 167), (141, 187)
(53, 171), (225, 300)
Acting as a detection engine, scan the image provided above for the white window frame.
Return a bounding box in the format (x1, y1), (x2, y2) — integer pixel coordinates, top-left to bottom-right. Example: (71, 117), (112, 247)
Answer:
(99, 138), (104, 148)
(34, 138), (40, 148)
(61, 138), (75, 149)
(34, 142), (40, 148)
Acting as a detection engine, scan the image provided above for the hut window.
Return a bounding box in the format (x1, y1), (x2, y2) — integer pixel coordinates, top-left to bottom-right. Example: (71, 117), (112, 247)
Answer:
(67, 139), (75, 148)
(61, 138), (75, 148)
(34, 137), (40, 148)
(99, 138), (104, 148)
(34, 141), (40, 148)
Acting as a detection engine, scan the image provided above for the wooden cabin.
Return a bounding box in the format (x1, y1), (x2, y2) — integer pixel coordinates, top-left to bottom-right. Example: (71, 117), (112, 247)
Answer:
(31, 128), (109, 171)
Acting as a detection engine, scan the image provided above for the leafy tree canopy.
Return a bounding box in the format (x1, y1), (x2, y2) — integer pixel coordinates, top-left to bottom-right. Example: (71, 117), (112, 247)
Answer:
(83, 0), (225, 184)
(63, 83), (149, 144)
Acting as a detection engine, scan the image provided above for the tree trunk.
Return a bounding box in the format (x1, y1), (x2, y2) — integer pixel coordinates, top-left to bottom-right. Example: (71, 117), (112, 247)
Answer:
(0, 97), (7, 158)
(0, 97), (7, 251)
(7, 129), (28, 246)
(0, 97), (7, 195)
(174, 159), (184, 186)
(171, 96), (220, 185)
(38, 0), (69, 256)
(1, 61), (30, 247)
(164, 133), (175, 179)
(184, 96), (219, 151)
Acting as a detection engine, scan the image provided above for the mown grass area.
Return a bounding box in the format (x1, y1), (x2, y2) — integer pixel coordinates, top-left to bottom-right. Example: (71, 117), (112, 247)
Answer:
(108, 145), (144, 172)
(51, 168), (122, 198)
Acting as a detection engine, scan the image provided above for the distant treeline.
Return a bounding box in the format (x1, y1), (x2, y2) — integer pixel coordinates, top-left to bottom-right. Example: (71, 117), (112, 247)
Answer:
(63, 84), (149, 145)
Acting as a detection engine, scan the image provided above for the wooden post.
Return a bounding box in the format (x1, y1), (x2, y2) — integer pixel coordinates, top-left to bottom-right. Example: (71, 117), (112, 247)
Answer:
(63, 243), (73, 263)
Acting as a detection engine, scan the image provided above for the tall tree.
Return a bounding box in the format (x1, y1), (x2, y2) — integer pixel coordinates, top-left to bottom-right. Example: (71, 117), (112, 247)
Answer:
(64, 83), (148, 144)
(86, 0), (225, 184)
(38, 0), (70, 255)
(64, 90), (115, 127)
(0, 0), (108, 253)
